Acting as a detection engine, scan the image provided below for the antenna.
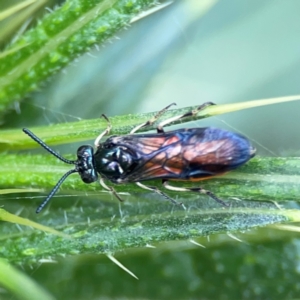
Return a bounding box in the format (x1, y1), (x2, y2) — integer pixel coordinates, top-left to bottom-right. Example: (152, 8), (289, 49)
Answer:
(23, 128), (75, 164)
(36, 169), (77, 213)
(23, 128), (77, 213)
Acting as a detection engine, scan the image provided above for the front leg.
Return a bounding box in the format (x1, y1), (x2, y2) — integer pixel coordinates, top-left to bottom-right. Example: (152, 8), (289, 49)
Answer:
(100, 178), (124, 202)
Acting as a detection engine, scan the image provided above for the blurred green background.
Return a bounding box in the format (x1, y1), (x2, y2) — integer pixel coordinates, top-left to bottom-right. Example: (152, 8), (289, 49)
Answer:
(1, 0), (300, 299)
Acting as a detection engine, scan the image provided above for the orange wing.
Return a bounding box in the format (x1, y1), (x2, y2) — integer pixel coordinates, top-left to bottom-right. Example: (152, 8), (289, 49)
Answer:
(106, 128), (255, 183)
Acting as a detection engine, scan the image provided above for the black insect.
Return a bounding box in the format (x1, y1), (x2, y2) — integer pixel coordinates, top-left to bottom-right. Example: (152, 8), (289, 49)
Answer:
(23, 102), (256, 213)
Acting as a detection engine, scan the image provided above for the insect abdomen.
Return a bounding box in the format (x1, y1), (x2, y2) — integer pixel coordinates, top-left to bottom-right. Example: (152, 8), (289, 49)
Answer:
(177, 127), (255, 180)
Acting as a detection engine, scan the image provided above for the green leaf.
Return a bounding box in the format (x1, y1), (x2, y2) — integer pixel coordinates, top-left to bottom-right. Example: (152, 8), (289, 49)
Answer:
(0, 188), (41, 195)
(0, 155), (299, 202)
(1, 95), (300, 150)
(1, 99), (300, 265)
(0, 258), (54, 300)
(0, 0), (170, 114)
(0, 1), (300, 298)
(0, 208), (69, 238)
(1, 192), (299, 264)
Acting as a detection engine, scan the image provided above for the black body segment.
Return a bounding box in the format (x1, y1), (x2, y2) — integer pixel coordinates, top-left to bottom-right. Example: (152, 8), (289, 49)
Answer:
(23, 102), (256, 213)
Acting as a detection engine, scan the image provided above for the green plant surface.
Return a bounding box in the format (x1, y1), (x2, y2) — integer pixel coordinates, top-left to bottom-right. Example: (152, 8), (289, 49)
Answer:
(1, 195), (299, 264)
(0, 188), (41, 194)
(1, 100), (300, 263)
(0, 155), (300, 202)
(0, 258), (55, 300)
(23, 227), (300, 300)
(1, 0), (300, 299)
(0, 0), (168, 114)
(1, 95), (300, 150)
(0, 208), (69, 237)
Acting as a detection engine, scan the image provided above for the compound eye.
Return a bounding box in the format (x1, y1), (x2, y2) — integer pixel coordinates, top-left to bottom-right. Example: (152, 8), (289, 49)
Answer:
(77, 145), (94, 159)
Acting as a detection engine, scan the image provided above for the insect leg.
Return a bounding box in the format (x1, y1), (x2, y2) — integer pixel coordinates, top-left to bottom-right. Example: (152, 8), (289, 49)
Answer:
(130, 103), (177, 134)
(100, 178), (124, 202)
(95, 114), (112, 147)
(157, 102), (215, 133)
(162, 180), (228, 207)
(136, 182), (184, 207)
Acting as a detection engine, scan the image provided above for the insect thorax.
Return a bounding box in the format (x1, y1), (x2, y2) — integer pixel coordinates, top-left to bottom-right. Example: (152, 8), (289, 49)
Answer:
(94, 145), (136, 182)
